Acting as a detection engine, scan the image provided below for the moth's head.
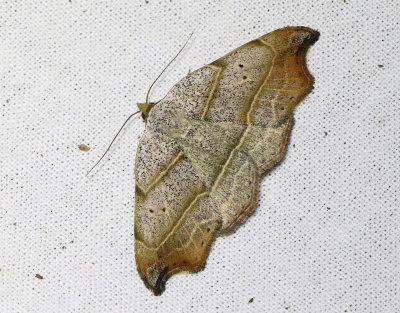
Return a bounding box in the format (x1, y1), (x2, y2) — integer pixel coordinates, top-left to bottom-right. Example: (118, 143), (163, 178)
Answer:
(137, 102), (156, 121)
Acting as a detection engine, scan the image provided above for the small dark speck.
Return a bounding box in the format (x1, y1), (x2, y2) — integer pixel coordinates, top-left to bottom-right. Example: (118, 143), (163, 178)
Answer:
(239, 64), (243, 68)
(61, 246), (66, 250)
(78, 144), (90, 151)
(292, 144), (296, 148)
(378, 64), (384, 68)
(145, 0), (149, 3)
(285, 306), (290, 310)
(13, 222), (17, 226)
(149, 209), (154, 213)
(243, 76), (247, 80)
(249, 298), (254, 303)
(6, 99), (9, 103)
(35, 274), (43, 279)
(324, 131), (328, 137)
(327, 207), (331, 211)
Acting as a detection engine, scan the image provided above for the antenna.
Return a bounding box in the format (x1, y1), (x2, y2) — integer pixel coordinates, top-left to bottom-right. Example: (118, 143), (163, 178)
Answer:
(145, 31), (194, 104)
(86, 31), (194, 177)
(86, 110), (140, 176)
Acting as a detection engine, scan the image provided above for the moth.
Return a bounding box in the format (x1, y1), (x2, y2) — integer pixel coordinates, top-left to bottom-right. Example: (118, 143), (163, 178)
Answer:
(134, 26), (319, 295)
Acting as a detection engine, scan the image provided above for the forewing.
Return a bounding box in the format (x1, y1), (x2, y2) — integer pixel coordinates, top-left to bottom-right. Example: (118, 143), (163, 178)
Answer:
(134, 26), (319, 294)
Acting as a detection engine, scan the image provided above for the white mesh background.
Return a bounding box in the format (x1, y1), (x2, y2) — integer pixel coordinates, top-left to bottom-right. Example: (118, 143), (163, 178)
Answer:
(0, 0), (399, 312)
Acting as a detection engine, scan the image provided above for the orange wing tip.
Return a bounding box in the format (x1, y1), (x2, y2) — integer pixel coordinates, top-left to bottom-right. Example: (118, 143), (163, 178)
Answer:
(136, 240), (213, 295)
(139, 262), (208, 295)
(261, 26), (320, 56)
(293, 27), (320, 53)
(291, 26), (320, 44)
(141, 266), (169, 296)
(137, 255), (210, 295)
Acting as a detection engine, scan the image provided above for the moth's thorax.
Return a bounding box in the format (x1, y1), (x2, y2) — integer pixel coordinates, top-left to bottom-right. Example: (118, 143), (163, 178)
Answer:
(137, 102), (156, 121)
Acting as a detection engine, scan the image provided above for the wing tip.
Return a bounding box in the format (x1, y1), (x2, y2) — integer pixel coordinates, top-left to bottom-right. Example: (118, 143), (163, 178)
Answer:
(291, 26), (320, 45)
(141, 266), (169, 296)
(261, 26), (320, 53)
(292, 27), (320, 55)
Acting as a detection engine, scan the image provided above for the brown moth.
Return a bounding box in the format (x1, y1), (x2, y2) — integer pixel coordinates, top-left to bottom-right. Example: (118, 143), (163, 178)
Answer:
(134, 26), (319, 295)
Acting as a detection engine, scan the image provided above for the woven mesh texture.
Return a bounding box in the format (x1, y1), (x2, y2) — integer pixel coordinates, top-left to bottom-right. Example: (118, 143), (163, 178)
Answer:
(0, 0), (399, 312)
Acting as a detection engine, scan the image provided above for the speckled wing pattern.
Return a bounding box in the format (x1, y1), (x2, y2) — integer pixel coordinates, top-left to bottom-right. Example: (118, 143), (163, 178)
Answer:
(134, 26), (319, 295)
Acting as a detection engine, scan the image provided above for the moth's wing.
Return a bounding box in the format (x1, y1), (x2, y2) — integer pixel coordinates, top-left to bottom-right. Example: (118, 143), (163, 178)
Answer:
(134, 119), (249, 295)
(134, 26), (319, 295)
(237, 26), (320, 175)
(163, 26), (318, 175)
